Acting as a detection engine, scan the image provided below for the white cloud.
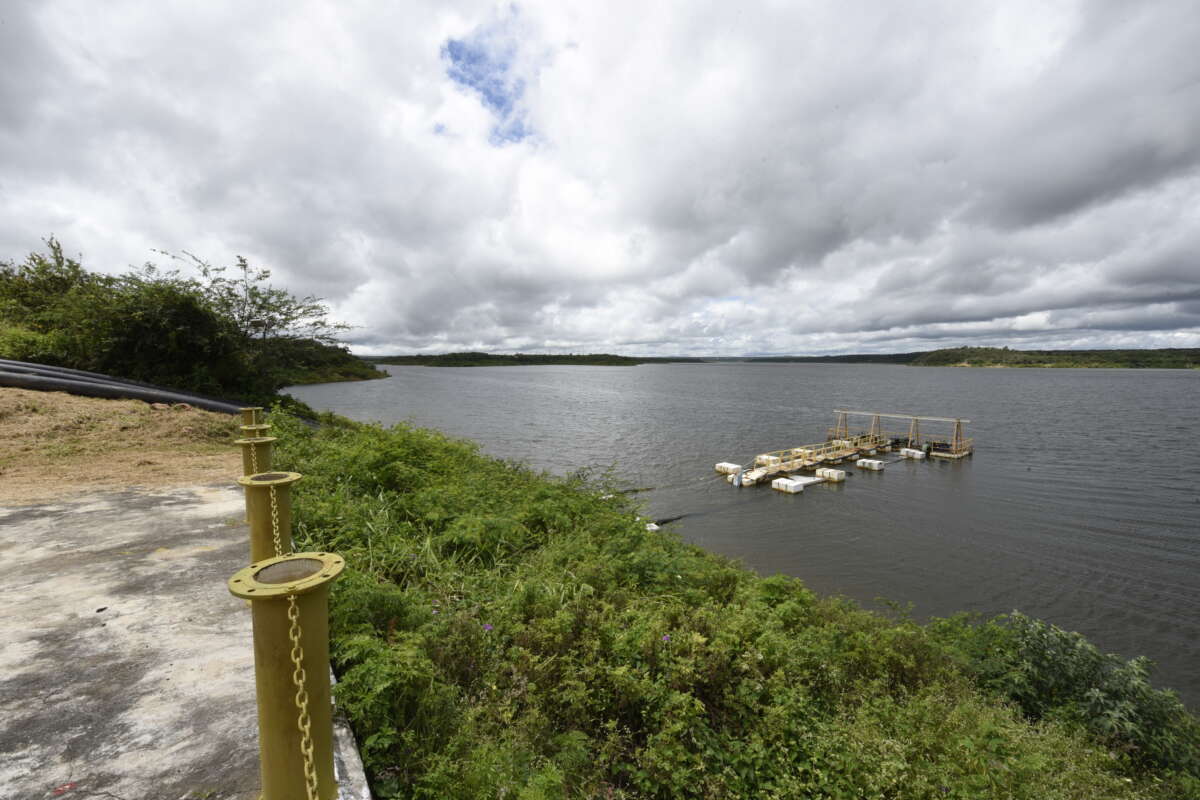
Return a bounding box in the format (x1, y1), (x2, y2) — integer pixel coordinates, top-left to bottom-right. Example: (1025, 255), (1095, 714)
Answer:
(2, 0), (1198, 355)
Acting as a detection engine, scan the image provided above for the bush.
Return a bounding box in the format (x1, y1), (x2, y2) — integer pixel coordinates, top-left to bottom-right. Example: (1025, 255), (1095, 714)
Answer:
(933, 612), (1200, 783)
(0, 238), (383, 399)
(0, 324), (67, 364)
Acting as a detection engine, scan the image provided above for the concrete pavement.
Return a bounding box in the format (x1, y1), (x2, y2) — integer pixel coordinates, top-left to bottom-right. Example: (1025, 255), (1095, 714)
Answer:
(0, 484), (369, 800)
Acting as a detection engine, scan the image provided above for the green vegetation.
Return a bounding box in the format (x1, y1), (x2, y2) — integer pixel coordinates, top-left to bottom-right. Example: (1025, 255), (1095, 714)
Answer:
(0, 239), (385, 401)
(371, 352), (703, 367)
(735, 348), (1198, 367)
(909, 347), (1200, 369)
(270, 408), (1200, 799)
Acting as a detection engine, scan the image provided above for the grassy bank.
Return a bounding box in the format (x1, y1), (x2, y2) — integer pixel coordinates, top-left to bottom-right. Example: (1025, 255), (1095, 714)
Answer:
(269, 410), (1199, 799)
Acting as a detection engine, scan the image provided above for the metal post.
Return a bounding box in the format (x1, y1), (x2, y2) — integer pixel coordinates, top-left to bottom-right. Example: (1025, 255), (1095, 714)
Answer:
(240, 407), (265, 426)
(238, 472), (302, 562)
(235, 436), (277, 477)
(229, 552), (345, 800)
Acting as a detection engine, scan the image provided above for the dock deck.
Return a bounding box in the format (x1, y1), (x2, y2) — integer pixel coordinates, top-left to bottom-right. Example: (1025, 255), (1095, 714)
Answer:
(718, 410), (972, 486)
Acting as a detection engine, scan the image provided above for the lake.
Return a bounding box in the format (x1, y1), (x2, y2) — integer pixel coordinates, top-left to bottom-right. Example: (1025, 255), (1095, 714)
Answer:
(287, 363), (1200, 707)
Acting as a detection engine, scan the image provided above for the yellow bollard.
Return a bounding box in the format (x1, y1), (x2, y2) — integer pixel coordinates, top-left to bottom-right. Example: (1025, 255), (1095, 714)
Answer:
(240, 406), (265, 426)
(235, 436), (277, 477)
(238, 472), (302, 562)
(229, 552), (345, 800)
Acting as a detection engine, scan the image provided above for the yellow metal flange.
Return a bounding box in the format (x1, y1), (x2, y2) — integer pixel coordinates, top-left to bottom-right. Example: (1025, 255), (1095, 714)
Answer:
(240, 423), (272, 437)
(228, 551), (345, 599)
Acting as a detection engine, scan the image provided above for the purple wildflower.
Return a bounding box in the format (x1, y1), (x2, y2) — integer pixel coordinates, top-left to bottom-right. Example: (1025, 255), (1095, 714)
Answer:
(483, 623), (494, 631)
(662, 634), (670, 642)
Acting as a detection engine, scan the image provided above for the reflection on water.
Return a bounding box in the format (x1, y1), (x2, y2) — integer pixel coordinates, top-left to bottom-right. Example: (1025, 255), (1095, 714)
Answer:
(288, 363), (1200, 706)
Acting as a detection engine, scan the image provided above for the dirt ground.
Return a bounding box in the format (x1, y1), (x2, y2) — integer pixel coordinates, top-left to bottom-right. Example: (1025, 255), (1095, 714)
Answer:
(0, 388), (242, 505)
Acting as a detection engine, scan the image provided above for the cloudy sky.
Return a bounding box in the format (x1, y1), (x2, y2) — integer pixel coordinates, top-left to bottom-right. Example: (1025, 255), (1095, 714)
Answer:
(2, 1), (1198, 355)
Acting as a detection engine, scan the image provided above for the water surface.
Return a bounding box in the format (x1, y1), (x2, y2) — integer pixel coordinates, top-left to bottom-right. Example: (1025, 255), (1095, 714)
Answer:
(288, 364), (1200, 706)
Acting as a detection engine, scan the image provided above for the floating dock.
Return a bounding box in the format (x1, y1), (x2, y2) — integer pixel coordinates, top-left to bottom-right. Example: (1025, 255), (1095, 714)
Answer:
(718, 410), (972, 487)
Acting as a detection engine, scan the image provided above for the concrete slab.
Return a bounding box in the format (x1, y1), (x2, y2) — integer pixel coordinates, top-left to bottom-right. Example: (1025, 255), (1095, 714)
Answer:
(0, 485), (371, 800)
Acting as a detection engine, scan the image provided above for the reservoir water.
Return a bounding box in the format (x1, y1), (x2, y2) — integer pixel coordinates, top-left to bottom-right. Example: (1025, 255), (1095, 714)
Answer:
(287, 364), (1200, 707)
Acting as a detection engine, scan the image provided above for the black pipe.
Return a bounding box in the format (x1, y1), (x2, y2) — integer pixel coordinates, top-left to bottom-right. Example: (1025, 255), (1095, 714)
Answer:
(0, 370), (245, 414)
(0, 358), (170, 390)
(0, 358), (248, 408)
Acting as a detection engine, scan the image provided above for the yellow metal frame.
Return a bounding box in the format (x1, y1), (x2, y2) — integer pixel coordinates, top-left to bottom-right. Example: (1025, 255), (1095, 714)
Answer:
(747, 432), (889, 481)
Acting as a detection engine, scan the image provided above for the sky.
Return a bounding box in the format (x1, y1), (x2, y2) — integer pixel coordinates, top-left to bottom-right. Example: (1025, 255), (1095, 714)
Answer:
(2, 0), (1198, 356)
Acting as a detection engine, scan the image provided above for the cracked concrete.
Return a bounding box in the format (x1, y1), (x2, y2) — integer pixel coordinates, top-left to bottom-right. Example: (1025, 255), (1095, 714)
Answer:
(0, 485), (370, 800)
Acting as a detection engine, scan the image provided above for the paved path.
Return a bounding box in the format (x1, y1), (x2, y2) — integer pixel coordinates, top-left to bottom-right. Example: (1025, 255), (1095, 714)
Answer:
(0, 485), (369, 800)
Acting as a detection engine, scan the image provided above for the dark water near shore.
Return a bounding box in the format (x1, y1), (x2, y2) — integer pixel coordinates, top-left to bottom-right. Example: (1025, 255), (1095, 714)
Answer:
(288, 364), (1200, 706)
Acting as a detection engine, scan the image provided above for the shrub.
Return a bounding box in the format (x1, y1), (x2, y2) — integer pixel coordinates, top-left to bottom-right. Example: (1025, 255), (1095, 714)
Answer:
(933, 612), (1200, 783)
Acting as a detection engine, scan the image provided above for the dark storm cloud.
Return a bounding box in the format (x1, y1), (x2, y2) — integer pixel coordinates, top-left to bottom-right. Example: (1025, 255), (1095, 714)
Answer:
(1, 0), (1198, 355)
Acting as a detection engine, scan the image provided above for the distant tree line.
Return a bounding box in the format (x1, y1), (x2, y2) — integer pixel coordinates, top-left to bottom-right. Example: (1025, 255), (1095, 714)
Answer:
(372, 347), (1198, 369)
(369, 352), (705, 367)
(0, 238), (383, 401)
(909, 346), (1200, 369)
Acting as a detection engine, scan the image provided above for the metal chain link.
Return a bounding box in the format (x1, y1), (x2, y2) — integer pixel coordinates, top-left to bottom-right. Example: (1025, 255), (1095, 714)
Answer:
(250, 441), (259, 475)
(269, 485), (284, 557)
(278, 483), (315, 797)
(262, 452), (314, 799)
(287, 594), (319, 800)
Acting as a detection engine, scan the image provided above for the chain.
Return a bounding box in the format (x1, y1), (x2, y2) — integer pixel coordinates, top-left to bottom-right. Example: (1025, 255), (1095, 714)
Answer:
(269, 485), (285, 557)
(250, 441), (259, 475)
(287, 594), (319, 800)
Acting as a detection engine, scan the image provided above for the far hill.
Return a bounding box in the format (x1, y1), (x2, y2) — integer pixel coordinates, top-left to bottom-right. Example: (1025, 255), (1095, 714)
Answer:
(736, 352), (924, 364)
(908, 347), (1200, 369)
(366, 347), (1199, 369)
(724, 348), (1199, 368)
(368, 352), (704, 367)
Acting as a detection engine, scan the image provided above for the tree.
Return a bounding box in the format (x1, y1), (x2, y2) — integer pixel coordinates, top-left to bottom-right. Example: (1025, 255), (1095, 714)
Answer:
(163, 251), (350, 344)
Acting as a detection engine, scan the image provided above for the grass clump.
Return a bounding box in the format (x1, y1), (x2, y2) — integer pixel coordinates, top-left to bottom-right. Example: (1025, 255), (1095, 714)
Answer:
(271, 410), (1196, 799)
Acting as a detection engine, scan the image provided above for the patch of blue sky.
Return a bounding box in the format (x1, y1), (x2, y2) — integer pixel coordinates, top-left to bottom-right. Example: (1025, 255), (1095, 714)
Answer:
(441, 10), (532, 145)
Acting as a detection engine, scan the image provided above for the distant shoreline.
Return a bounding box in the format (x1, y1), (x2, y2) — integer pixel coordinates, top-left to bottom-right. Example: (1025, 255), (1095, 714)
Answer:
(365, 347), (1200, 370)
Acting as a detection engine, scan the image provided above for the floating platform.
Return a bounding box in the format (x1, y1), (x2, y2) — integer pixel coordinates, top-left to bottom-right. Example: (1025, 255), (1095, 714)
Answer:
(718, 409), (972, 488)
